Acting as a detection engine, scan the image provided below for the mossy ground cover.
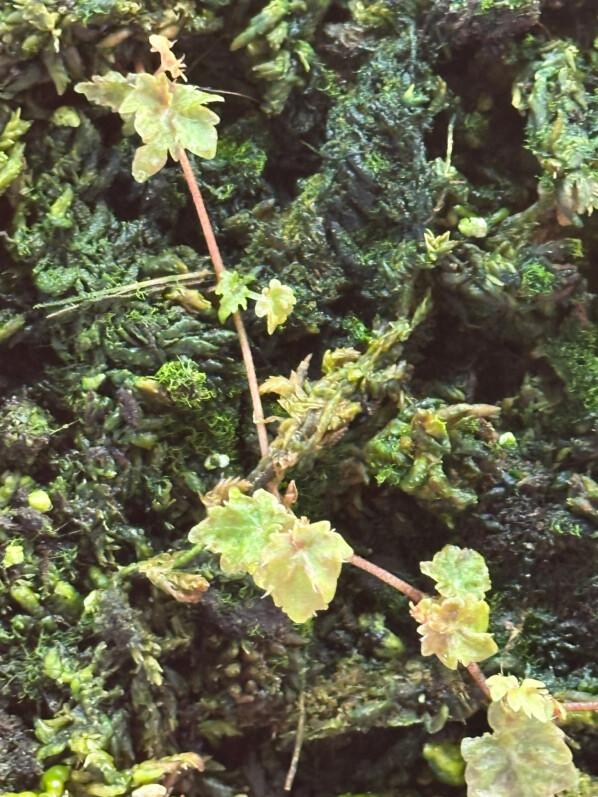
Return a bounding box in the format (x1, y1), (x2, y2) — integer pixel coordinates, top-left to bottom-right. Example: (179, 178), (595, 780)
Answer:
(1, 1), (598, 795)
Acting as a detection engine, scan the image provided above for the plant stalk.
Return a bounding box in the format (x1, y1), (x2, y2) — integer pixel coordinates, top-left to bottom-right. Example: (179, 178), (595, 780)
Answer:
(348, 554), (425, 603)
(561, 701), (598, 712)
(466, 662), (491, 699)
(178, 147), (269, 457)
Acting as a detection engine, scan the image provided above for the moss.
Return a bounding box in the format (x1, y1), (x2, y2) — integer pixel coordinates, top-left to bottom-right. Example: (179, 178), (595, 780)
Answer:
(520, 260), (556, 297)
(2, 0), (598, 793)
(542, 321), (598, 415)
(513, 39), (598, 225)
(153, 357), (213, 408)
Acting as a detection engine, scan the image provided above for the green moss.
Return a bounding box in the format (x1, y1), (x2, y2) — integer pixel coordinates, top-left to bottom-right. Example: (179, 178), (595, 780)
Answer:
(513, 39), (598, 225)
(364, 401), (499, 514)
(153, 357), (213, 409)
(422, 741), (466, 786)
(520, 261), (556, 297)
(542, 321), (598, 414)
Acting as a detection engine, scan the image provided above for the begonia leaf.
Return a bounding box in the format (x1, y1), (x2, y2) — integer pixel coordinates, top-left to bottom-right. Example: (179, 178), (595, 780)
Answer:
(214, 270), (257, 322)
(462, 702), (577, 797)
(188, 488), (294, 574)
(410, 594), (498, 669)
(420, 544), (491, 600)
(74, 71), (137, 112)
(253, 518), (353, 623)
(75, 70), (223, 182)
(486, 675), (556, 723)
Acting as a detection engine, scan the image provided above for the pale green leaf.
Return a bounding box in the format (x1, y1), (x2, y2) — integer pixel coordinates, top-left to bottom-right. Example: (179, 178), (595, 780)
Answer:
(214, 270), (257, 323)
(253, 518), (353, 623)
(420, 545), (491, 600)
(410, 594), (498, 669)
(462, 702), (578, 797)
(170, 83), (223, 159)
(486, 675), (555, 723)
(74, 71), (137, 112)
(132, 138), (169, 183)
(188, 487), (294, 574)
(254, 278), (296, 334)
(76, 70), (223, 183)
(149, 34), (187, 81)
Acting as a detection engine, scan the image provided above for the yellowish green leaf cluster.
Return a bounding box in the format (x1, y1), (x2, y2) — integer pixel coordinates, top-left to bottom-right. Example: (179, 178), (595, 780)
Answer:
(461, 698), (577, 796)
(189, 488), (353, 622)
(75, 37), (223, 183)
(0, 108), (31, 194)
(411, 545), (497, 669)
(215, 271), (296, 332)
(486, 675), (559, 723)
(254, 278), (297, 334)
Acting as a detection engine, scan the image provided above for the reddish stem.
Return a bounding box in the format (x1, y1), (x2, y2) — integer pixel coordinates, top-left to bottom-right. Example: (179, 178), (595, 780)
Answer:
(466, 662), (491, 699)
(349, 555), (497, 700)
(348, 554), (425, 603)
(561, 701), (598, 712)
(178, 147), (269, 457)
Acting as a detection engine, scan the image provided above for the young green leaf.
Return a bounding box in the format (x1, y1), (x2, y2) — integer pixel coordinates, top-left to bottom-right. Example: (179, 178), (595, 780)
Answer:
(254, 278), (296, 334)
(253, 518), (354, 623)
(420, 545), (491, 601)
(461, 702), (578, 797)
(486, 675), (556, 723)
(75, 71), (223, 182)
(149, 34), (187, 81)
(74, 71), (138, 113)
(410, 594), (498, 669)
(214, 270), (258, 323)
(188, 487), (294, 574)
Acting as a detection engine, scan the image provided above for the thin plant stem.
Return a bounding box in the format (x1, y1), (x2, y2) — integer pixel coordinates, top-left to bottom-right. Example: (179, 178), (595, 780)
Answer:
(466, 662), (491, 699)
(348, 554), (425, 603)
(178, 147), (269, 457)
(349, 555), (497, 700)
(561, 701), (598, 712)
(284, 688), (306, 791)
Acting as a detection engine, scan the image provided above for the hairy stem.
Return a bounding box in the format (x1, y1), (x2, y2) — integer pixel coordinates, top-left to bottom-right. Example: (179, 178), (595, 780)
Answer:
(348, 554), (425, 603)
(178, 147), (269, 457)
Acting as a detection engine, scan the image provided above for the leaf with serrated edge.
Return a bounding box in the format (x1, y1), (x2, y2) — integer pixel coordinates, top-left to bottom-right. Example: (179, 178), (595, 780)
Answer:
(420, 545), (491, 600)
(411, 594), (498, 669)
(486, 675), (555, 723)
(188, 488), (293, 574)
(462, 702), (577, 797)
(215, 270), (257, 323)
(253, 519), (353, 623)
(74, 72), (137, 112)
(255, 279), (296, 334)
(76, 71), (223, 182)
(170, 83), (222, 159)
